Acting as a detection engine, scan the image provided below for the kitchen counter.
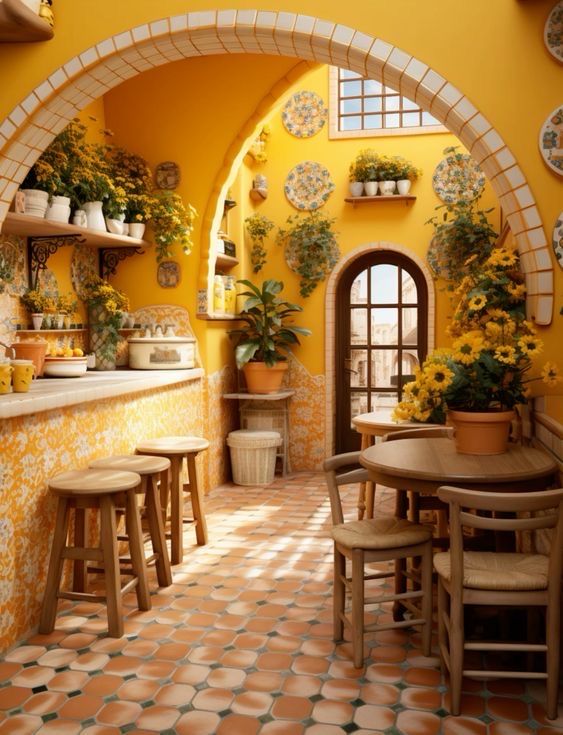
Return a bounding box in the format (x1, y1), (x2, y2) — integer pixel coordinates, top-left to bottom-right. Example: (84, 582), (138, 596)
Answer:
(0, 368), (204, 418)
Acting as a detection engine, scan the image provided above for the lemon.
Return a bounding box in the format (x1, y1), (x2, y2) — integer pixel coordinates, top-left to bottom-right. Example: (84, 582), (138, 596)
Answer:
(73, 348), (84, 357)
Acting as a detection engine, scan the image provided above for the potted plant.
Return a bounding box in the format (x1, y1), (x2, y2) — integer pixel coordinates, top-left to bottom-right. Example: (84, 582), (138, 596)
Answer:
(106, 146), (153, 236)
(150, 191), (198, 263)
(56, 292), (78, 329)
(426, 195), (498, 284)
(245, 213), (275, 273)
(349, 149), (380, 196)
(20, 288), (48, 329)
(389, 156), (422, 195)
(82, 277), (129, 370)
(228, 279), (311, 394)
(276, 211), (340, 297)
(393, 245), (562, 453)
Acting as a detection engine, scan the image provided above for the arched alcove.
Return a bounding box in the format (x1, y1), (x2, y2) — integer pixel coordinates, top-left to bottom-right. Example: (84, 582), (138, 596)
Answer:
(0, 10), (553, 325)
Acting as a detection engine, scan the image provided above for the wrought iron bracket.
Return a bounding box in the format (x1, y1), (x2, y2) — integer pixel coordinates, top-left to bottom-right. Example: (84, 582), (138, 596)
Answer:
(28, 235), (85, 290)
(99, 247), (145, 279)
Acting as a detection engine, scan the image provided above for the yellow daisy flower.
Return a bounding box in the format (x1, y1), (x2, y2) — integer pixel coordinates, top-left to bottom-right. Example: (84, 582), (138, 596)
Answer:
(506, 282), (526, 300)
(518, 336), (543, 357)
(392, 402), (416, 421)
(494, 345), (516, 364)
(423, 363), (454, 391)
(468, 294), (487, 311)
(452, 334), (484, 365)
(541, 362), (562, 387)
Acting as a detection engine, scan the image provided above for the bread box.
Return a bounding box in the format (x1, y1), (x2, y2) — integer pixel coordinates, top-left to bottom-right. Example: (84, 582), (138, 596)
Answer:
(127, 336), (196, 370)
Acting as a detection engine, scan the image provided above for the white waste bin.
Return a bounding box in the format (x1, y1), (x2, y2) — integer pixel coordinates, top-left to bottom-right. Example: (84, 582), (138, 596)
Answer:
(227, 430), (282, 486)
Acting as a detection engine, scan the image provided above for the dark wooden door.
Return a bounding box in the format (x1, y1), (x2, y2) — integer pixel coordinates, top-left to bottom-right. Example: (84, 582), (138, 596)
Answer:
(335, 251), (428, 454)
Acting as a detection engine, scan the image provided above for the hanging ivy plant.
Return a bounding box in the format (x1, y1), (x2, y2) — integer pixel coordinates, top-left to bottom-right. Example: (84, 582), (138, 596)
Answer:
(276, 211), (340, 297)
(245, 213), (275, 273)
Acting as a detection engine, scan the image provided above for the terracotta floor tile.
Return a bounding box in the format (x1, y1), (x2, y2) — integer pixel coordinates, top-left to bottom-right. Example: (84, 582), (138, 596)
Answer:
(121, 639), (159, 658)
(490, 724), (535, 735)
(68, 651), (109, 671)
(0, 686), (31, 711)
(354, 704), (396, 731)
(300, 639), (335, 657)
(48, 670), (89, 693)
(207, 666), (246, 689)
(136, 659), (175, 679)
(97, 700), (143, 727)
(5, 646), (46, 664)
(281, 674), (322, 697)
(267, 635), (302, 653)
(117, 678), (160, 702)
(321, 678), (361, 701)
(58, 693), (103, 719)
(442, 716), (488, 735)
(272, 695), (314, 720)
(215, 714), (260, 735)
(221, 650), (258, 668)
(187, 645), (224, 664)
(102, 656), (143, 676)
(312, 699), (355, 725)
(171, 662), (211, 685)
(175, 710), (221, 735)
(244, 670), (283, 692)
(82, 674), (123, 697)
(487, 695), (530, 721)
(192, 687), (234, 711)
(260, 723), (304, 735)
(0, 714), (43, 734)
(404, 666), (441, 687)
(360, 681), (400, 706)
(303, 725), (346, 735)
(401, 686), (442, 711)
(0, 662), (23, 681)
(80, 726), (120, 735)
(136, 704), (180, 730)
(291, 655), (330, 675)
(35, 719), (82, 733)
(232, 690), (273, 715)
(11, 666), (55, 688)
(154, 682), (195, 706)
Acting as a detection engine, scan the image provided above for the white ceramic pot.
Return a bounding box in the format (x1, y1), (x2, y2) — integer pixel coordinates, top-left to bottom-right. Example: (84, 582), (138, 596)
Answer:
(396, 179), (412, 195)
(127, 336), (196, 369)
(364, 181), (378, 196)
(43, 357), (88, 378)
(105, 217), (124, 235)
(349, 181), (364, 197)
(46, 195), (71, 223)
(379, 180), (396, 196)
(72, 209), (87, 227)
(128, 222), (146, 239)
(22, 189), (49, 218)
(82, 201), (107, 232)
(31, 313), (43, 330)
(121, 223), (129, 236)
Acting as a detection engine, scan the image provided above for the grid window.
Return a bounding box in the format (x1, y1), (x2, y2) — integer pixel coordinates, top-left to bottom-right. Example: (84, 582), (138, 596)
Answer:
(330, 67), (444, 138)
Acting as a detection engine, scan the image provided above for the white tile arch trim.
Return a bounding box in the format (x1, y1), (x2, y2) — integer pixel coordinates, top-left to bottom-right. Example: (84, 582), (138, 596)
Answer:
(324, 241), (436, 458)
(0, 8), (553, 324)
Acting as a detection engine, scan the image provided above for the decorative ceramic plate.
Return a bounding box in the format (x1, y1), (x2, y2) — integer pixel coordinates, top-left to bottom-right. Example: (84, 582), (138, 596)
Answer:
(552, 212), (563, 269)
(284, 161), (335, 211)
(282, 91), (327, 138)
(545, 1), (563, 63)
(432, 152), (485, 203)
(157, 260), (181, 288)
(155, 161), (181, 190)
(426, 236), (453, 280)
(71, 242), (98, 299)
(539, 105), (563, 175)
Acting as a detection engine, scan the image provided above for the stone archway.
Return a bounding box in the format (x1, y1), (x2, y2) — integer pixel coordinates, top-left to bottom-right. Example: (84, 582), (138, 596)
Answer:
(0, 10), (553, 325)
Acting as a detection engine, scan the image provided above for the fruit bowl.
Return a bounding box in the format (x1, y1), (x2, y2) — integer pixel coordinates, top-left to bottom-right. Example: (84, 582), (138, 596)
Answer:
(43, 356), (88, 378)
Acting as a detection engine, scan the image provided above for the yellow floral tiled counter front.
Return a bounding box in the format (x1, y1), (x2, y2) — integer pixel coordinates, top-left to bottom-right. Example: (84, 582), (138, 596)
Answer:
(0, 379), (207, 655)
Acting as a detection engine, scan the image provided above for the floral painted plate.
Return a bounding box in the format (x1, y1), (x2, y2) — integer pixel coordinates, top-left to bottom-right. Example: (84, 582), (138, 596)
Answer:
(544, 1), (563, 63)
(432, 151), (485, 203)
(71, 241), (98, 299)
(552, 212), (563, 269)
(284, 161), (335, 211)
(426, 236), (453, 280)
(539, 105), (563, 176)
(282, 90), (327, 138)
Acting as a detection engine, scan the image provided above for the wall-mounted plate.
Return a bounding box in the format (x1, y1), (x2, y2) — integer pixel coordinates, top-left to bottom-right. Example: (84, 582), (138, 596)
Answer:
(432, 152), (485, 203)
(284, 161), (334, 211)
(545, 1), (563, 63)
(155, 161), (181, 190)
(552, 212), (563, 269)
(282, 90), (327, 138)
(539, 105), (563, 176)
(157, 260), (181, 288)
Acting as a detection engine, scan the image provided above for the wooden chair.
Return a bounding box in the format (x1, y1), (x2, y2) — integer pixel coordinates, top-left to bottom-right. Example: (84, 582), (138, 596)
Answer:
(324, 451), (434, 667)
(434, 484), (563, 720)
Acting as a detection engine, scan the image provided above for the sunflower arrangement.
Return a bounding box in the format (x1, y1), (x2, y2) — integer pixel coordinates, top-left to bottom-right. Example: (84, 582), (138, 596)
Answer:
(393, 245), (561, 424)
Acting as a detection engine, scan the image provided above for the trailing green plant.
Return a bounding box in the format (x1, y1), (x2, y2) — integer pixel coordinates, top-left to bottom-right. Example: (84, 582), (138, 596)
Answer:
(245, 213), (275, 273)
(426, 195), (498, 285)
(105, 146), (154, 222)
(150, 191), (198, 263)
(0, 248), (15, 293)
(349, 149), (380, 182)
(276, 211), (340, 298)
(228, 279), (311, 368)
(20, 288), (48, 313)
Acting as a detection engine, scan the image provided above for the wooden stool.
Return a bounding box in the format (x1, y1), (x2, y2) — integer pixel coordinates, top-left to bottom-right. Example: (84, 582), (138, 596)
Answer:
(89, 455), (173, 588)
(135, 436), (209, 565)
(39, 468), (150, 638)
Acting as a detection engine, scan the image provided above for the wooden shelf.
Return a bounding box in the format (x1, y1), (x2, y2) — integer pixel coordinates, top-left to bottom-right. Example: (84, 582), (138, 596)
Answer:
(0, 0), (54, 42)
(16, 328), (87, 334)
(216, 253), (239, 269)
(2, 212), (148, 248)
(196, 313), (241, 321)
(344, 195), (416, 205)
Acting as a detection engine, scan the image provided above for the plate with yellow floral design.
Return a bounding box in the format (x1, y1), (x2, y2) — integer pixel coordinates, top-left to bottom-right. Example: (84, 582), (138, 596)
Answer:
(284, 161), (335, 211)
(432, 149), (485, 203)
(553, 212), (563, 269)
(545, 1), (563, 63)
(282, 91), (327, 138)
(539, 105), (563, 175)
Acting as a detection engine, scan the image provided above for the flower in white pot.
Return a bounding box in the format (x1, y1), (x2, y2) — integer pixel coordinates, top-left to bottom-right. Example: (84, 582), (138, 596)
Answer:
(228, 279), (311, 394)
(349, 149), (381, 196)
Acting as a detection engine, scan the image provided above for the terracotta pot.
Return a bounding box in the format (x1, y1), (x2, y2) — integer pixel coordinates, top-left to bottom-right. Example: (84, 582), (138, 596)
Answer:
(243, 361), (288, 394)
(448, 409), (515, 455)
(11, 341), (48, 377)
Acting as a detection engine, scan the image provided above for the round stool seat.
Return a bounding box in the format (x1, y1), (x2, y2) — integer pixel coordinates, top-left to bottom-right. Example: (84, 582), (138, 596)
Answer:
(136, 436), (209, 455)
(48, 469), (141, 496)
(90, 454), (171, 475)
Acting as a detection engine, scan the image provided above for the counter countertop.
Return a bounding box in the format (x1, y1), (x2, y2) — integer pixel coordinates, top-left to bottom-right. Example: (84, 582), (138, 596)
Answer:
(0, 368), (204, 419)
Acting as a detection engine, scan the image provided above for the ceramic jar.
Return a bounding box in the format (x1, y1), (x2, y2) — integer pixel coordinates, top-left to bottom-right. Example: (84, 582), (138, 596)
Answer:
(349, 181), (364, 197)
(397, 179), (412, 195)
(82, 201), (107, 232)
(364, 181), (378, 196)
(379, 181), (396, 196)
(21, 189), (49, 218)
(46, 195), (71, 223)
(72, 210), (88, 227)
(128, 222), (146, 239)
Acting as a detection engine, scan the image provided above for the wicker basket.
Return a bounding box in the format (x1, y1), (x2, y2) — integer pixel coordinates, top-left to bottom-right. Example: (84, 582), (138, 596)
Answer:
(227, 430), (282, 486)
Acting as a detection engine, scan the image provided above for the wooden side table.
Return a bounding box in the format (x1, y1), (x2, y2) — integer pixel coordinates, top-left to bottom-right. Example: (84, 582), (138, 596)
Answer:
(223, 391), (295, 475)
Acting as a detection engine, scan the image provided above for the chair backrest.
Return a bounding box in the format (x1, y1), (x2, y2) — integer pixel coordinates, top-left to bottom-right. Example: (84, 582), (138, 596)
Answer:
(382, 426), (452, 442)
(323, 451), (369, 525)
(437, 485), (563, 595)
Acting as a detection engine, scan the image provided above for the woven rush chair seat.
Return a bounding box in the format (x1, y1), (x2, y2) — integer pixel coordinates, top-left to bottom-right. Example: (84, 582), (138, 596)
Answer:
(324, 450), (434, 668)
(433, 550), (549, 590)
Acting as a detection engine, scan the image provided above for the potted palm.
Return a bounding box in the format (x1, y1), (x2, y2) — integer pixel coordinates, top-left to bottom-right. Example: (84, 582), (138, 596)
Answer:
(228, 279), (311, 394)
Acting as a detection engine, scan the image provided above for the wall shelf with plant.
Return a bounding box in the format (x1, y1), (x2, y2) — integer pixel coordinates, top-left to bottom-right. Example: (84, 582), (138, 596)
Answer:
(344, 195), (416, 205)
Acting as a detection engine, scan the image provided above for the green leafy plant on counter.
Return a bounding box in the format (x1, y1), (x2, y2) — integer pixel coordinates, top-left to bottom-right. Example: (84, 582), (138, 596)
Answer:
(276, 211), (340, 297)
(150, 191), (198, 264)
(228, 278), (311, 368)
(82, 277), (129, 361)
(245, 213), (275, 273)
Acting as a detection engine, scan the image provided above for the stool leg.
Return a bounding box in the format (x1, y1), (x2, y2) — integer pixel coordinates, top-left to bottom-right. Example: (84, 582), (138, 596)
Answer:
(99, 495), (123, 638)
(145, 474), (172, 587)
(124, 487), (151, 611)
(72, 507), (88, 593)
(186, 452), (208, 545)
(39, 497), (71, 634)
(169, 455), (183, 565)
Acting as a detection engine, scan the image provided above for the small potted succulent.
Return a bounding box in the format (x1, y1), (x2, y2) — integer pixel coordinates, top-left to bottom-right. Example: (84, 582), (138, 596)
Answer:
(228, 279), (311, 394)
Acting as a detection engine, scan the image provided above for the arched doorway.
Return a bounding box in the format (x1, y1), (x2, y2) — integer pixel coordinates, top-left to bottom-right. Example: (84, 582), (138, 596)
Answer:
(335, 249), (429, 453)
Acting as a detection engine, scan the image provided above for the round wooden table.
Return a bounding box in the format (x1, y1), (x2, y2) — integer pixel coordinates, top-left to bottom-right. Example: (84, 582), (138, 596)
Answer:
(360, 436), (558, 619)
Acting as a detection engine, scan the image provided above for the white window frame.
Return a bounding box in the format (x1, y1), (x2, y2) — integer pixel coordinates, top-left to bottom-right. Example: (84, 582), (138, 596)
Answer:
(328, 66), (447, 140)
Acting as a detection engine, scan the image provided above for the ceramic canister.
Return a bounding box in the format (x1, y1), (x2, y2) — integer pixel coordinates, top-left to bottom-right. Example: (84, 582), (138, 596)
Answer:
(11, 359), (34, 393)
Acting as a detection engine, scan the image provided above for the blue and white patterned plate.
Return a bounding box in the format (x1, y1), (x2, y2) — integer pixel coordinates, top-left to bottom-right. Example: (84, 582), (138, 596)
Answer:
(284, 161), (335, 211)
(282, 91), (327, 138)
(552, 212), (563, 269)
(545, 1), (563, 63)
(539, 105), (563, 176)
(432, 151), (485, 203)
